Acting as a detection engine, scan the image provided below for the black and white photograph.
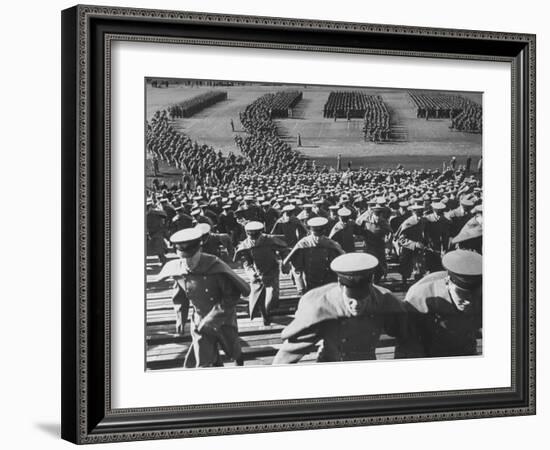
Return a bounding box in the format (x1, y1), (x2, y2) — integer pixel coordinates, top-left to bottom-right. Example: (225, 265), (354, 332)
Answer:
(145, 78), (483, 370)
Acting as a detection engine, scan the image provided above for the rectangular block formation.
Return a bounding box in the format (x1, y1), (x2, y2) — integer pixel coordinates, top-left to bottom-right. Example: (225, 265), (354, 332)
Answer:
(408, 92), (482, 133)
(168, 90), (228, 118)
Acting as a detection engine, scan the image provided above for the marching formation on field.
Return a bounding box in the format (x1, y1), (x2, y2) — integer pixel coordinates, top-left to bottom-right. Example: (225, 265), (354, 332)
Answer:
(408, 92), (483, 133)
(146, 89), (483, 368)
(323, 91), (391, 142)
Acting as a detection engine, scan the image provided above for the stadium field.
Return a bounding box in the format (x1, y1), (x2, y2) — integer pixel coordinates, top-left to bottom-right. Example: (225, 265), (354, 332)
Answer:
(146, 82), (482, 172)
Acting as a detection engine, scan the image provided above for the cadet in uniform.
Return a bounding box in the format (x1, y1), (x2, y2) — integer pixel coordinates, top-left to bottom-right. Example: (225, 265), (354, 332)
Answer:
(356, 204), (393, 283)
(451, 208), (482, 254)
(326, 205), (340, 232)
(272, 253), (409, 364)
(446, 198), (474, 238)
(424, 202), (450, 272)
(261, 200), (280, 233)
(217, 204), (244, 247)
(283, 217), (345, 295)
(242, 195), (263, 222)
(191, 207), (214, 227)
(156, 228), (250, 367)
(395, 204), (426, 285)
(171, 205), (194, 233)
(329, 207), (357, 253)
(146, 204), (168, 264)
(397, 250), (482, 358)
(160, 198), (177, 225)
(196, 223), (234, 260)
(271, 205), (307, 247)
(234, 222), (290, 325)
(389, 201), (410, 255)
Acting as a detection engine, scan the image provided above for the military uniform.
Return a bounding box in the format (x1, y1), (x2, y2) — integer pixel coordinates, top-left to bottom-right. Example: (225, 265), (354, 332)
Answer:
(329, 208), (358, 253)
(262, 206), (281, 233)
(452, 215), (482, 254)
(395, 210), (426, 281)
(192, 211), (214, 227)
(329, 220), (357, 253)
(271, 215), (307, 247)
(157, 235), (250, 367)
(171, 211), (194, 233)
(397, 251), (482, 358)
(242, 203), (263, 222)
(146, 209), (168, 261)
(273, 254), (409, 364)
(201, 232), (233, 259)
(283, 234), (344, 294)
(446, 204), (473, 238)
(424, 203), (451, 272)
(161, 201), (177, 224)
(234, 229), (289, 322)
(356, 213), (392, 281)
(217, 209), (244, 246)
(389, 210), (410, 234)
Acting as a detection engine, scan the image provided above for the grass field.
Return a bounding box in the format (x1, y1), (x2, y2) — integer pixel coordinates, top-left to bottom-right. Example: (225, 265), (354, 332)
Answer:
(146, 82), (482, 171)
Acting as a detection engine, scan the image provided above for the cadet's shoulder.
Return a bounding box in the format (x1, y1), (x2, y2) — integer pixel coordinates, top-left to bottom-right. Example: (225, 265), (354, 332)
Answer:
(263, 234), (289, 247)
(398, 215), (419, 231)
(447, 207), (462, 218)
(404, 271), (448, 312)
(148, 209), (166, 217)
(371, 284), (405, 311)
(282, 283), (344, 340)
(299, 283), (339, 303)
(156, 259), (184, 280)
(294, 235), (314, 248)
(372, 283), (394, 297)
(424, 213), (438, 223)
(236, 238), (253, 251)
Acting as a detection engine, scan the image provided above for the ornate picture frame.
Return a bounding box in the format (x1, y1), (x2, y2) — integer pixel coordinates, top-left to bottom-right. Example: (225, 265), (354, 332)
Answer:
(61, 4), (536, 444)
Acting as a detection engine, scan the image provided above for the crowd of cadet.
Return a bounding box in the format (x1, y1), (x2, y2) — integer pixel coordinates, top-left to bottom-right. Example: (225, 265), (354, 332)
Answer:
(408, 92), (483, 133)
(148, 165), (483, 368)
(450, 103), (483, 133)
(167, 91), (228, 118)
(323, 91), (374, 119)
(245, 90), (303, 119)
(235, 94), (311, 174)
(361, 95), (391, 142)
(146, 89), (482, 369)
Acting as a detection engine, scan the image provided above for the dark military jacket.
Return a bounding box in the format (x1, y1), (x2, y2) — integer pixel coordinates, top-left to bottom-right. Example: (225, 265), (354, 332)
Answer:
(357, 216), (392, 263)
(162, 203), (177, 224)
(202, 208), (219, 227)
(424, 213), (451, 253)
(171, 212), (194, 233)
(395, 215), (426, 251)
(234, 234), (289, 318)
(446, 206), (472, 238)
(217, 212), (240, 233)
(397, 271), (482, 358)
(146, 209), (167, 236)
(201, 233), (232, 258)
(271, 216), (307, 247)
(389, 213), (409, 234)
(195, 214), (214, 227)
(262, 207), (281, 233)
(283, 235), (344, 291)
(328, 221), (357, 253)
(272, 283), (409, 364)
(242, 204), (263, 222)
